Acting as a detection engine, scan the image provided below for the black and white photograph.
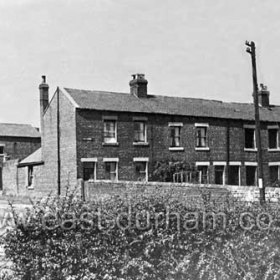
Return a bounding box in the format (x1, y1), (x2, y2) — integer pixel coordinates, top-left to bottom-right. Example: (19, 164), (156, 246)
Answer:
(0, 1), (280, 279)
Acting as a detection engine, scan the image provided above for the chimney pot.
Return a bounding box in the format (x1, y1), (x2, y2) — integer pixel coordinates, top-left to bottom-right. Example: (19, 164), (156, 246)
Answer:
(258, 83), (270, 107)
(129, 73), (148, 98)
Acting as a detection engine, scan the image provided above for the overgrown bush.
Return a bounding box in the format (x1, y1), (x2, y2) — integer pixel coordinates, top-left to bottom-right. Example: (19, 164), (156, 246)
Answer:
(151, 159), (195, 182)
(1, 188), (280, 279)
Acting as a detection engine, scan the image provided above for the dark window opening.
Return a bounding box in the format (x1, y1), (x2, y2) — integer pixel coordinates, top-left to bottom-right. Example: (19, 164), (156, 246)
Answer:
(269, 129), (278, 149)
(246, 166), (257, 186)
(215, 166), (224, 185)
(197, 166), (208, 184)
(245, 128), (255, 149)
(0, 146), (4, 155)
(27, 166), (34, 187)
(13, 142), (17, 155)
(270, 166), (279, 185)
(83, 162), (95, 181)
(0, 168), (2, 190)
(135, 162), (147, 181)
(228, 166), (239, 186)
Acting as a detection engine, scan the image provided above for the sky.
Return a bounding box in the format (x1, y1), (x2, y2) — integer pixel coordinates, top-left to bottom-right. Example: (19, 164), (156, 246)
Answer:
(0, 0), (280, 127)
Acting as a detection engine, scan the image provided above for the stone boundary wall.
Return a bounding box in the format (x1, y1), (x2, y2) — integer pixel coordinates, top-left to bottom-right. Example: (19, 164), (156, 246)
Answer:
(83, 180), (280, 203)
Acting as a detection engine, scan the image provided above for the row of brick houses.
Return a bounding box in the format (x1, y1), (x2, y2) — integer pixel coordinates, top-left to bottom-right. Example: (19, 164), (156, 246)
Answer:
(3, 74), (280, 196)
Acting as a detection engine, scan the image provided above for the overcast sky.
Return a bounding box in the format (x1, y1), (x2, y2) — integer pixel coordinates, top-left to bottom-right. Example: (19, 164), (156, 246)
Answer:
(0, 0), (279, 127)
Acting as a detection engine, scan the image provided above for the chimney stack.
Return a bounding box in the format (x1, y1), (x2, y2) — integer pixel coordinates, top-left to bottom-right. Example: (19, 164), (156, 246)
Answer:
(129, 74), (148, 98)
(39, 75), (49, 135)
(258, 84), (270, 107)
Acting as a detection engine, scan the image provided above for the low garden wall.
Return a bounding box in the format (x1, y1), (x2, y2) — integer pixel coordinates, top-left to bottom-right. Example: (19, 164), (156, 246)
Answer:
(83, 180), (280, 203)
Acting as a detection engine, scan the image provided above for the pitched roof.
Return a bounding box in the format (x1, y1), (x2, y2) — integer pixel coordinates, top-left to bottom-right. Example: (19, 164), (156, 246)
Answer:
(64, 88), (280, 122)
(0, 123), (40, 138)
(19, 148), (42, 166)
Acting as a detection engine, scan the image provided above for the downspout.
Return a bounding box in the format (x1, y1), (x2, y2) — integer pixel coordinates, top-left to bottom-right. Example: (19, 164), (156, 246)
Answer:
(57, 87), (61, 195)
(226, 120), (230, 184)
(16, 161), (19, 195)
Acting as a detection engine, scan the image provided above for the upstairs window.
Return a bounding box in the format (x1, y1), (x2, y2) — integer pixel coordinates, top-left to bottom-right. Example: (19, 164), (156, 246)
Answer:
(0, 146), (4, 155)
(169, 123), (183, 148)
(104, 161), (118, 181)
(134, 121), (146, 143)
(244, 128), (255, 149)
(103, 120), (117, 144)
(170, 127), (180, 147)
(195, 124), (208, 148)
(268, 128), (279, 149)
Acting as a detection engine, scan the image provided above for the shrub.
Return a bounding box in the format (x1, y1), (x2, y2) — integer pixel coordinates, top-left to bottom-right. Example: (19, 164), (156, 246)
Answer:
(1, 188), (280, 279)
(151, 159), (195, 182)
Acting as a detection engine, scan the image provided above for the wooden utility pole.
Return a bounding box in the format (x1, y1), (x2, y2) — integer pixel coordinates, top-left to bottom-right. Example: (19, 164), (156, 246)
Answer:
(245, 41), (265, 204)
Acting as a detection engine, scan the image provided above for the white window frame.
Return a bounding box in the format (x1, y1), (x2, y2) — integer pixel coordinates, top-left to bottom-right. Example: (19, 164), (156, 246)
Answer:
(103, 158), (119, 181)
(244, 125), (257, 151)
(195, 123), (209, 151)
(168, 122), (184, 151)
(133, 157), (149, 182)
(103, 119), (118, 145)
(268, 125), (280, 151)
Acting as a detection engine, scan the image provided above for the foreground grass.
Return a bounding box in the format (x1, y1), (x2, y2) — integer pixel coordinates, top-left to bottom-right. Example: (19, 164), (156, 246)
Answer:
(0, 188), (280, 280)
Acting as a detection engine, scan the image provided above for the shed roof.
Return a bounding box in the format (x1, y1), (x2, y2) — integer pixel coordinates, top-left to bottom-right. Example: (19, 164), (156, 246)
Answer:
(19, 148), (42, 166)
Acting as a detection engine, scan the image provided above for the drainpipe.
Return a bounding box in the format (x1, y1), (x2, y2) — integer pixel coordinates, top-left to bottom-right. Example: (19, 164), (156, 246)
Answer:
(226, 121), (230, 184)
(57, 87), (61, 196)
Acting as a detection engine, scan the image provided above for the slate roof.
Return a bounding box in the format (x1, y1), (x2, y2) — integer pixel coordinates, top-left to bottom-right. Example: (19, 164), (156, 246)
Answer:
(64, 88), (280, 122)
(0, 123), (40, 138)
(19, 148), (42, 166)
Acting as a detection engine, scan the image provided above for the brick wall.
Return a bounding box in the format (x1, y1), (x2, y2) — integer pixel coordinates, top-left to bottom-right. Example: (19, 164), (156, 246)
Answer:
(76, 110), (280, 187)
(0, 136), (41, 162)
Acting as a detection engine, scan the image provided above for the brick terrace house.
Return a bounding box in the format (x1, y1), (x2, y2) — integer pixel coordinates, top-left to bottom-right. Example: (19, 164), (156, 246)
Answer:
(0, 123), (41, 190)
(4, 74), (280, 196)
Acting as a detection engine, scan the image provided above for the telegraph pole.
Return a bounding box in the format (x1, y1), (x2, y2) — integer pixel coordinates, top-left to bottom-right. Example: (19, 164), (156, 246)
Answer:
(245, 41), (265, 204)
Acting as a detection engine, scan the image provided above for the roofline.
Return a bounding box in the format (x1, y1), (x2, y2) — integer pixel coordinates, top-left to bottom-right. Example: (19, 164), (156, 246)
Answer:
(60, 87), (80, 108)
(76, 107), (280, 123)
